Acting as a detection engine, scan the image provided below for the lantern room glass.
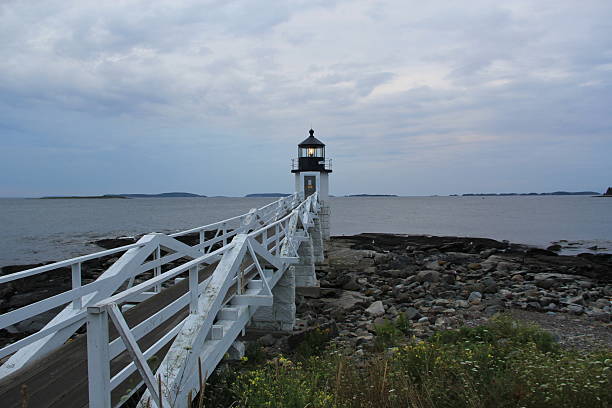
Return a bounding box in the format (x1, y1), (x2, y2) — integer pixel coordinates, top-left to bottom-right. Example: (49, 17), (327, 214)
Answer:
(299, 147), (325, 158)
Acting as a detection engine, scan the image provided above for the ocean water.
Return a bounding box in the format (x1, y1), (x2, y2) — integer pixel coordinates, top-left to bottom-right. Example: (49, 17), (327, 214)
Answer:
(0, 196), (610, 267)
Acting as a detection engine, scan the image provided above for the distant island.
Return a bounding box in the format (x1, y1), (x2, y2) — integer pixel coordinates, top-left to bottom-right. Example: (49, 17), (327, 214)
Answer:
(457, 191), (599, 197)
(41, 194), (129, 199)
(245, 193), (291, 197)
(120, 192), (206, 198)
(41, 192), (206, 199)
(345, 194), (398, 197)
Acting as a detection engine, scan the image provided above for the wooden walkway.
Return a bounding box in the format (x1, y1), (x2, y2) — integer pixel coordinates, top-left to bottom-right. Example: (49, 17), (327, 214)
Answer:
(0, 192), (323, 408)
(0, 266), (213, 408)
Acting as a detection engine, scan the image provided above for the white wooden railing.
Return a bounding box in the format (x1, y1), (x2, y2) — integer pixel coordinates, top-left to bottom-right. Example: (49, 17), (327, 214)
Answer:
(0, 192), (320, 408)
(0, 193), (304, 377)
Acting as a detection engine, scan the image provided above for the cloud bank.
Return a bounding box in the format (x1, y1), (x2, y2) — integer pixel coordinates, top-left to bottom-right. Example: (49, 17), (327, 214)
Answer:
(1, 0), (611, 196)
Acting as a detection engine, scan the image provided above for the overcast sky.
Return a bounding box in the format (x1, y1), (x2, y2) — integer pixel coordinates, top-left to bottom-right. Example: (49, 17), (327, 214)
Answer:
(1, 0), (611, 197)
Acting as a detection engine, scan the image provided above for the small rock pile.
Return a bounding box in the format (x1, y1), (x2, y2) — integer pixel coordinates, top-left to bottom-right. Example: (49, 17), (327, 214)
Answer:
(295, 233), (612, 350)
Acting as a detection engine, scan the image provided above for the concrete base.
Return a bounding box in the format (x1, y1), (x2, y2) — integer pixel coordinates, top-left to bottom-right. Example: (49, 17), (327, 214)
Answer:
(249, 226), (320, 331)
(294, 235), (317, 287)
(310, 217), (325, 264)
(320, 204), (331, 241)
(250, 266), (296, 331)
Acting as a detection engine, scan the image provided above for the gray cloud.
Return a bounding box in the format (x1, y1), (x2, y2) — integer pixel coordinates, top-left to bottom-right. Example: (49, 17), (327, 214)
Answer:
(0, 0), (611, 196)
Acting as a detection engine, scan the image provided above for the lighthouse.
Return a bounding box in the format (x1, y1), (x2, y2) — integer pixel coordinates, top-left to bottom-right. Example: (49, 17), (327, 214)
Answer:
(291, 128), (332, 240)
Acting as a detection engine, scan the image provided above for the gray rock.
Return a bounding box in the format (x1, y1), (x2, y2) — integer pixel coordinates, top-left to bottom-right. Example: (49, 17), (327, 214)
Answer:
(342, 275), (361, 291)
(535, 278), (556, 290)
(527, 302), (542, 311)
(567, 304), (584, 315)
(374, 252), (392, 265)
(355, 334), (374, 346)
(405, 307), (422, 321)
(321, 290), (368, 310)
(395, 292), (412, 303)
(497, 262), (519, 273)
(444, 252), (480, 263)
(260, 334), (277, 347)
(424, 261), (444, 271)
(416, 270), (440, 283)
(566, 295), (585, 306)
(433, 298), (451, 306)
(468, 291), (482, 305)
(544, 303), (558, 311)
(365, 300), (385, 317)
(455, 299), (469, 308)
(480, 277), (498, 293)
(533, 272), (584, 284)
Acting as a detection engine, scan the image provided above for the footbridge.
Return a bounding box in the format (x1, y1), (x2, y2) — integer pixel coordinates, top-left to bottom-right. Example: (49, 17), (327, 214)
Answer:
(0, 191), (329, 407)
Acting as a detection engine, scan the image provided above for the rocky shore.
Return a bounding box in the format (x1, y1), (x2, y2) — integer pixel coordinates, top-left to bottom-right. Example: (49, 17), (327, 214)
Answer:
(289, 233), (612, 352)
(1, 233), (611, 353)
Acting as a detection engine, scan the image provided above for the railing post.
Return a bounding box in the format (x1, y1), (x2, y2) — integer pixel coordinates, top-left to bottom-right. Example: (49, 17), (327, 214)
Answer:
(199, 230), (205, 253)
(275, 224), (280, 255)
(87, 306), (111, 408)
(154, 245), (162, 293)
(71, 262), (82, 310)
(189, 266), (199, 314)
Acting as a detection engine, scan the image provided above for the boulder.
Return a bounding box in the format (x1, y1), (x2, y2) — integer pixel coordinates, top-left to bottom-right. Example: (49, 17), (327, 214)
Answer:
(497, 262), (519, 273)
(480, 277), (498, 293)
(342, 275), (361, 291)
(259, 334), (277, 347)
(365, 301), (385, 317)
(535, 278), (556, 290)
(468, 291), (482, 305)
(416, 270), (440, 283)
(405, 307), (422, 321)
(321, 290), (368, 310)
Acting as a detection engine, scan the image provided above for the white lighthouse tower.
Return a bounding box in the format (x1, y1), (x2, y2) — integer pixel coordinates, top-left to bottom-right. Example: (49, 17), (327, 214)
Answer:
(291, 129), (332, 240)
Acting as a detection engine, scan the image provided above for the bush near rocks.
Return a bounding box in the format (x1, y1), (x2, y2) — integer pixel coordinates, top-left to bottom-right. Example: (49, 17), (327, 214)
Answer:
(209, 316), (612, 408)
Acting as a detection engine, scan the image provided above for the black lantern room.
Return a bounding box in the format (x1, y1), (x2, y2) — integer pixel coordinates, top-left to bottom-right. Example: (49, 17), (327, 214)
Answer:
(291, 129), (332, 173)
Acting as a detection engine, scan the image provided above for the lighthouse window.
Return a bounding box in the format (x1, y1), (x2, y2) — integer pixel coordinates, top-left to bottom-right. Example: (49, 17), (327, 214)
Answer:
(299, 147), (325, 157)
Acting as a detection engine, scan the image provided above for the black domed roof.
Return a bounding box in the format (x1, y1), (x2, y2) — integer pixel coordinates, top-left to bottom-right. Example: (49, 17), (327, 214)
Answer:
(298, 129), (325, 147)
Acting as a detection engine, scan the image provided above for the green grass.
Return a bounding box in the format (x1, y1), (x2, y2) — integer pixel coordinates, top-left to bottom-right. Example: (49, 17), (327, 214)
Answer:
(205, 315), (612, 408)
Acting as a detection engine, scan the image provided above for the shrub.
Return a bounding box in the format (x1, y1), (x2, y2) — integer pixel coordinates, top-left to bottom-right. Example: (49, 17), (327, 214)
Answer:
(231, 356), (337, 408)
(433, 314), (559, 353)
(295, 326), (335, 358)
(210, 316), (612, 408)
(372, 312), (413, 351)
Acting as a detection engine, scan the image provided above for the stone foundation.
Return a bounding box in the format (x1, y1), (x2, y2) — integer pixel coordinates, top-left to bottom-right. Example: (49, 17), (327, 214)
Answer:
(311, 217), (325, 264)
(320, 203), (331, 241)
(294, 235), (317, 287)
(250, 266), (296, 331)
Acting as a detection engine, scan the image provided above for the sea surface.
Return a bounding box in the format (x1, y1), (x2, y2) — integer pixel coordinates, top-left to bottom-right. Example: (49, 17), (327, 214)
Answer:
(0, 196), (611, 267)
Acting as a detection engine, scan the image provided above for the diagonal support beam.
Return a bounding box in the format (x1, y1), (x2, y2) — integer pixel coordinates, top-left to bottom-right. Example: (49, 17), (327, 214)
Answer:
(247, 238), (282, 270)
(107, 304), (170, 408)
(0, 234), (160, 376)
(137, 234), (249, 407)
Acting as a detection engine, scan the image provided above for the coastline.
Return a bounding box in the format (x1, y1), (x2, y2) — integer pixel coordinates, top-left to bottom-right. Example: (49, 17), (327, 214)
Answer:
(1, 233), (610, 349)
